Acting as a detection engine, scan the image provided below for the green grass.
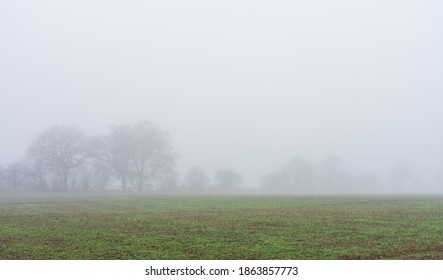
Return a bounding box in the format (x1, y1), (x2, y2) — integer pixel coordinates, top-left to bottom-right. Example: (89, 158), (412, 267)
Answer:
(0, 194), (442, 259)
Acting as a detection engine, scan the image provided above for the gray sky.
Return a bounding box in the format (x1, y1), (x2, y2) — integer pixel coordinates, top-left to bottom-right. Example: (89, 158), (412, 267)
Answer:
(1, 1), (442, 186)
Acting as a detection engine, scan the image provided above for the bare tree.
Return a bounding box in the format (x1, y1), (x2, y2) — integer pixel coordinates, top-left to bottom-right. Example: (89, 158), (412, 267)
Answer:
(23, 158), (49, 191)
(283, 156), (316, 192)
(89, 125), (134, 191)
(4, 161), (26, 191)
(214, 169), (242, 191)
(261, 156), (317, 193)
(27, 126), (85, 191)
(88, 122), (177, 191)
(131, 121), (177, 191)
(183, 166), (210, 191)
(90, 160), (113, 191)
(155, 170), (178, 192)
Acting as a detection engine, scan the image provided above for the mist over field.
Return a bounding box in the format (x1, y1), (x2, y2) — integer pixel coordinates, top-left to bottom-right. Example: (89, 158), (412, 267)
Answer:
(1, 1), (442, 194)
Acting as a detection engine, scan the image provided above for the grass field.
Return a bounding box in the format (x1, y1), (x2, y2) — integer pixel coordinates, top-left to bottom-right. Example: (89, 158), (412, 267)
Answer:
(0, 194), (442, 259)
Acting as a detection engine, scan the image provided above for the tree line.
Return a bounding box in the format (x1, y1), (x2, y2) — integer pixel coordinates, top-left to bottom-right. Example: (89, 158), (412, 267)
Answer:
(0, 120), (427, 193)
(0, 121), (177, 192)
(261, 155), (423, 194)
(0, 121), (244, 193)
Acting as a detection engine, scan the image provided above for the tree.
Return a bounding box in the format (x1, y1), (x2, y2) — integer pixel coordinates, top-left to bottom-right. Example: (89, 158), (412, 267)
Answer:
(89, 122), (177, 191)
(316, 155), (350, 192)
(4, 161), (26, 190)
(155, 170), (178, 192)
(183, 166), (210, 191)
(90, 160), (113, 191)
(27, 126), (85, 191)
(261, 156), (317, 193)
(214, 169), (242, 191)
(22, 158), (49, 191)
(88, 124), (133, 191)
(131, 121), (176, 191)
(283, 156), (316, 192)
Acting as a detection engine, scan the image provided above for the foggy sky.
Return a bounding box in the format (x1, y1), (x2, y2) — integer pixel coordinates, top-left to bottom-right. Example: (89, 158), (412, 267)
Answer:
(1, 1), (442, 187)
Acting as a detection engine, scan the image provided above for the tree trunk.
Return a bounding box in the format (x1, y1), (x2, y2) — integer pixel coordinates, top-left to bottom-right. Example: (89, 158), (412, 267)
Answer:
(121, 175), (127, 191)
(137, 174), (143, 192)
(62, 168), (69, 192)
